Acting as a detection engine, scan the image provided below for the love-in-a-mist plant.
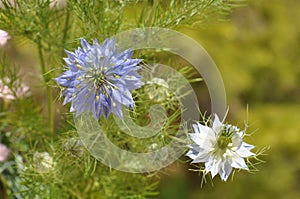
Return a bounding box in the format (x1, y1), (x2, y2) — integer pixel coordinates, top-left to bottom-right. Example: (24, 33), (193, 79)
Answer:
(186, 114), (260, 182)
(0, 1), (265, 198)
(55, 38), (144, 119)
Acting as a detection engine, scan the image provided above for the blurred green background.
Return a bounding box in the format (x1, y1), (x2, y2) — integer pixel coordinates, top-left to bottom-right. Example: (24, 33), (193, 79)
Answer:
(158, 0), (300, 198)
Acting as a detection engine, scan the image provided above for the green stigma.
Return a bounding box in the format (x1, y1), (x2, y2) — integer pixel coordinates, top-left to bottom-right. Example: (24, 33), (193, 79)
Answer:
(217, 133), (232, 149)
(217, 125), (236, 149)
(91, 71), (105, 88)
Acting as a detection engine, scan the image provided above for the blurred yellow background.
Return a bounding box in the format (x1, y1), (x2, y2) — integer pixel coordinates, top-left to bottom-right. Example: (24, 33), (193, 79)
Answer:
(159, 0), (300, 198)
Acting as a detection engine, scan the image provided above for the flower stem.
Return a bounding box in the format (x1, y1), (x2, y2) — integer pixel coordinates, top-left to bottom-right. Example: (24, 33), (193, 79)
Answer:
(147, 0), (160, 26)
(61, 7), (70, 56)
(37, 40), (54, 134)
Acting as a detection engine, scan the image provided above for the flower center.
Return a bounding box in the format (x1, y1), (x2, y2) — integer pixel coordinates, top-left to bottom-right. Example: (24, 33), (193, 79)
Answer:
(217, 124), (238, 149)
(91, 70), (105, 88)
(217, 133), (232, 149)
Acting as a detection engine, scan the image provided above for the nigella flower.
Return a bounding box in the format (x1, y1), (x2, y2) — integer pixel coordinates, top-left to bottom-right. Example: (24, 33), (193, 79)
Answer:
(55, 38), (144, 119)
(186, 114), (255, 181)
(33, 152), (54, 173)
(144, 77), (170, 103)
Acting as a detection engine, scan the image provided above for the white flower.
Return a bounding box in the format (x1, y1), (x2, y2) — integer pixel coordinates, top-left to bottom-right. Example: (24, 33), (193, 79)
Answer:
(0, 29), (10, 46)
(144, 77), (170, 102)
(186, 114), (255, 181)
(0, 143), (10, 162)
(33, 152), (54, 173)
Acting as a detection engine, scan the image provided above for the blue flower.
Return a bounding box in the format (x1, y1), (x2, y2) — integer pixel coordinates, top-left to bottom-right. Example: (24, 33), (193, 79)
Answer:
(55, 38), (143, 119)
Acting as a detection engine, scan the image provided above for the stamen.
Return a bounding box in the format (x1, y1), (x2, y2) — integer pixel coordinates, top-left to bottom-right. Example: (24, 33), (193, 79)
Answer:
(113, 74), (120, 78)
(76, 64), (83, 69)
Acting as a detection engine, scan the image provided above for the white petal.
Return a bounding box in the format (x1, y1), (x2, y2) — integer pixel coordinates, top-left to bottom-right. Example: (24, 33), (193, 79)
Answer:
(212, 114), (223, 133)
(188, 143), (201, 151)
(205, 157), (221, 178)
(197, 122), (217, 141)
(196, 122), (212, 135)
(189, 132), (215, 151)
(242, 142), (255, 150)
(211, 160), (221, 178)
(236, 142), (255, 158)
(231, 133), (242, 149)
(231, 156), (248, 170)
(193, 122), (217, 142)
(204, 159), (213, 174)
(189, 133), (205, 146)
(192, 123), (200, 134)
(186, 149), (198, 160)
(192, 150), (211, 163)
(237, 130), (244, 137)
(201, 139), (215, 151)
(219, 160), (233, 181)
(186, 144), (201, 160)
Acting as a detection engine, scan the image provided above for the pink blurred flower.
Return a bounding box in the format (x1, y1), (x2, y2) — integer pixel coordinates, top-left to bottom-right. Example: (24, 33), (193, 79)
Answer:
(0, 78), (30, 100)
(0, 29), (10, 46)
(0, 143), (10, 162)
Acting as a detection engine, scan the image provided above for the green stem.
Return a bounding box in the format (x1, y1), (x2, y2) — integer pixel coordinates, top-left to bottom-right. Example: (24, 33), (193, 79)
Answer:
(37, 40), (54, 134)
(61, 7), (70, 56)
(147, 0), (160, 26)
